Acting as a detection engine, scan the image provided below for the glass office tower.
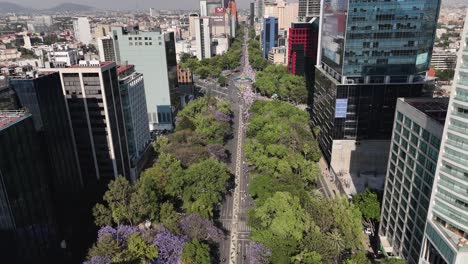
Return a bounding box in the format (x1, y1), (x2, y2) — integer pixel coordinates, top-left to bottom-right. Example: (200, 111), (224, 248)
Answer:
(420, 11), (468, 264)
(313, 0), (440, 163)
(0, 112), (60, 263)
(262, 17), (278, 58)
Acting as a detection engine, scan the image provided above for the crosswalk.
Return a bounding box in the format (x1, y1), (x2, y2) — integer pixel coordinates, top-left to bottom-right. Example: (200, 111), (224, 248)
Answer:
(222, 220), (251, 232)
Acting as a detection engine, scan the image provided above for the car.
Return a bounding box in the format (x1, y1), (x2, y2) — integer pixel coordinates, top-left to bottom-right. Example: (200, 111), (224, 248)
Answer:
(364, 228), (372, 235)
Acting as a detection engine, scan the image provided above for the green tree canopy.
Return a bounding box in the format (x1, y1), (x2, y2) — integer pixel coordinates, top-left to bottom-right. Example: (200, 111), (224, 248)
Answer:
(353, 189), (381, 221)
(181, 240), (210, 264)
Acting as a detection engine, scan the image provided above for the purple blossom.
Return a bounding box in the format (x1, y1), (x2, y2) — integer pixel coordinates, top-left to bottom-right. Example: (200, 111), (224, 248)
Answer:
(83, 255), (112, 264)
(152, 231), (187, 264)
(213, 110), (232, 122)
(179, 214), (224, 243)
(97, 226), (116, 241)
(116, 225), (139, 243)
(250, 242), (271, 264)
(207, 144), (228, 161)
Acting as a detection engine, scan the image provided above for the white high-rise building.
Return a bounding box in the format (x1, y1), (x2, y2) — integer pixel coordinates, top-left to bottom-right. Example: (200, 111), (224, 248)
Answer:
(195, 17), (212, 60)
(97, 36), (116, 62)
(189, 13), (200, 40)
(200, 1), (208, 16)
(73, 17), (92, 45)
(419, 10), (468, 264)
(298, 0), (320, 21)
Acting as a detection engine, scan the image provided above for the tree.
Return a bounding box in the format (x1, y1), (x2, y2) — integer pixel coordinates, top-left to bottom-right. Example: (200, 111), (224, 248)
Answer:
(291, 251), (322, 264)
(353, 189), (381, 221)
(181, 240), (210, 264)
(250, 242), (271, 264)
(179, 213), (224, 243)
(180, 159), (230, 218)
(344, 251), (371, 264)
(153, 231), (187, 264)
(159, 202), (182, 234)
(195, 66), (210, 79)
(250, 192), (309, 263)
(218, 76), (228, 87)
(93, 176), (136, 226)
(381, 258), (405, 264)
(123, 233), (158, 263)
(327, 228), (345, 253)
(435, 69), (455, 81)
(88, 234), (120, 260)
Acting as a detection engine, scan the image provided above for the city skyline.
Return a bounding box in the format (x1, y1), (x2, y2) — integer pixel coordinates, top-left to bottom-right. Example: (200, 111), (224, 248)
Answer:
(2, 0), (293, 10)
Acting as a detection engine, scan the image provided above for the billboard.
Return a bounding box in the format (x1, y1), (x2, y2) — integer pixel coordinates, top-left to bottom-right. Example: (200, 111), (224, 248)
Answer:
(335, 98), (348, 118)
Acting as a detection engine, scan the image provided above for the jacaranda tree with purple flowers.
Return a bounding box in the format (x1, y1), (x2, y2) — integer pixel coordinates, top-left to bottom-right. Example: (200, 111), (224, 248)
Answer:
(179, 213), (224, 243)
(250, 242), (271, 264)
(152, 231), (187, 264)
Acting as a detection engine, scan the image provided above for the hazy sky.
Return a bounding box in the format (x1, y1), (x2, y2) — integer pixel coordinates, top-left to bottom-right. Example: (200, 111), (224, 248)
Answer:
(11, 0), (272, 10)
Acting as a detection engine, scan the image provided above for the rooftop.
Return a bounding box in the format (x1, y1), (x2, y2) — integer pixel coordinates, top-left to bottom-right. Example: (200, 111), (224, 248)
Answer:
(403, 98), (449, 125)
(69, 61), (114, 68)
(0, 111), (27, 130)
(117, 64), (135, 75)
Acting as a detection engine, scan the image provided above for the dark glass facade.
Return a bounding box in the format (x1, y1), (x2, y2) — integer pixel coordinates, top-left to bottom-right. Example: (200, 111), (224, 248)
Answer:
(59, 65), (131, 185)
(315, 0), (440, 161)
(9, 73), (92, 260)
(0, 84), (19, 110)
(321, 0), (440, 82)
(0, 114), (61, 263)
(313, 68), (424, 161)
(165, 32), (180, 121)
(262, 17), (278, 58)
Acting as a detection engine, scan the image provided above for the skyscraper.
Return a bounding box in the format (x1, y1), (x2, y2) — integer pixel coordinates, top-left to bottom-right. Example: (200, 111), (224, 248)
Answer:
(117, 65), (151, 181)
(298, 0), (321, 21)
(287, 20), (319, 76)
(379, 98), (448, 263)
(111, 27), (179, 130)
(262, 17), (278, 58)
(195, 17), (213, 60)
(0, 111), (61, 262)
(41, 61), (131, 184)
(313, 0), (440, 174)
(250, 2), (255, 26)
(420, 11), (468, 264)
(97, 36), (116, 62)
(73, 17), (92, 45)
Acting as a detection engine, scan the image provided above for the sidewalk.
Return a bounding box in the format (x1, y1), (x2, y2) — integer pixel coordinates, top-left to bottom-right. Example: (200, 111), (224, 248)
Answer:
(318, 157), (340, 199)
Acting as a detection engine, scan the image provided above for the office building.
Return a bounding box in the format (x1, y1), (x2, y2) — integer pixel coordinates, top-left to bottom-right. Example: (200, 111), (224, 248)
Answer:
(42, 61), (131, 184)
(250, 2), (255, 26)
(8, 72), (88, 260)
(312, 0), (440, 176)
(299, 0), (320, 22)
(97, 36), (116, 62)
(195, 17), (213, 60)
(117, 65), (151, 180)
(379, 98), (448, 263)
(189, 13), (200, 40)
(268, 46), (286, 65)
(94, 24), (112, 39)
(430, 50), (457, 70)
(0, 79), (18, 110)
(287, 20), (319, 76)
(111, 27), (179, 130)
(264, 0), (298, 30)
(420, 12), (468, 264)
(262, 17), (278, 58)
(73, 17), (92, 45)
(0, 111), (60, 263)
(47, 44), (80, 67)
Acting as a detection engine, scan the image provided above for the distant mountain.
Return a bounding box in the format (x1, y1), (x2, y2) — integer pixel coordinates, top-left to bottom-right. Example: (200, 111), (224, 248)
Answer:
(47, 3), (93, 12)
(0, 2), (35, 13)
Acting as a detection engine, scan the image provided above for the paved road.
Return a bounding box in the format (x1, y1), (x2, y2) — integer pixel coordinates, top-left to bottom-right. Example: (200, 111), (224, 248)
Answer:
(216, 27), (255, 264)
